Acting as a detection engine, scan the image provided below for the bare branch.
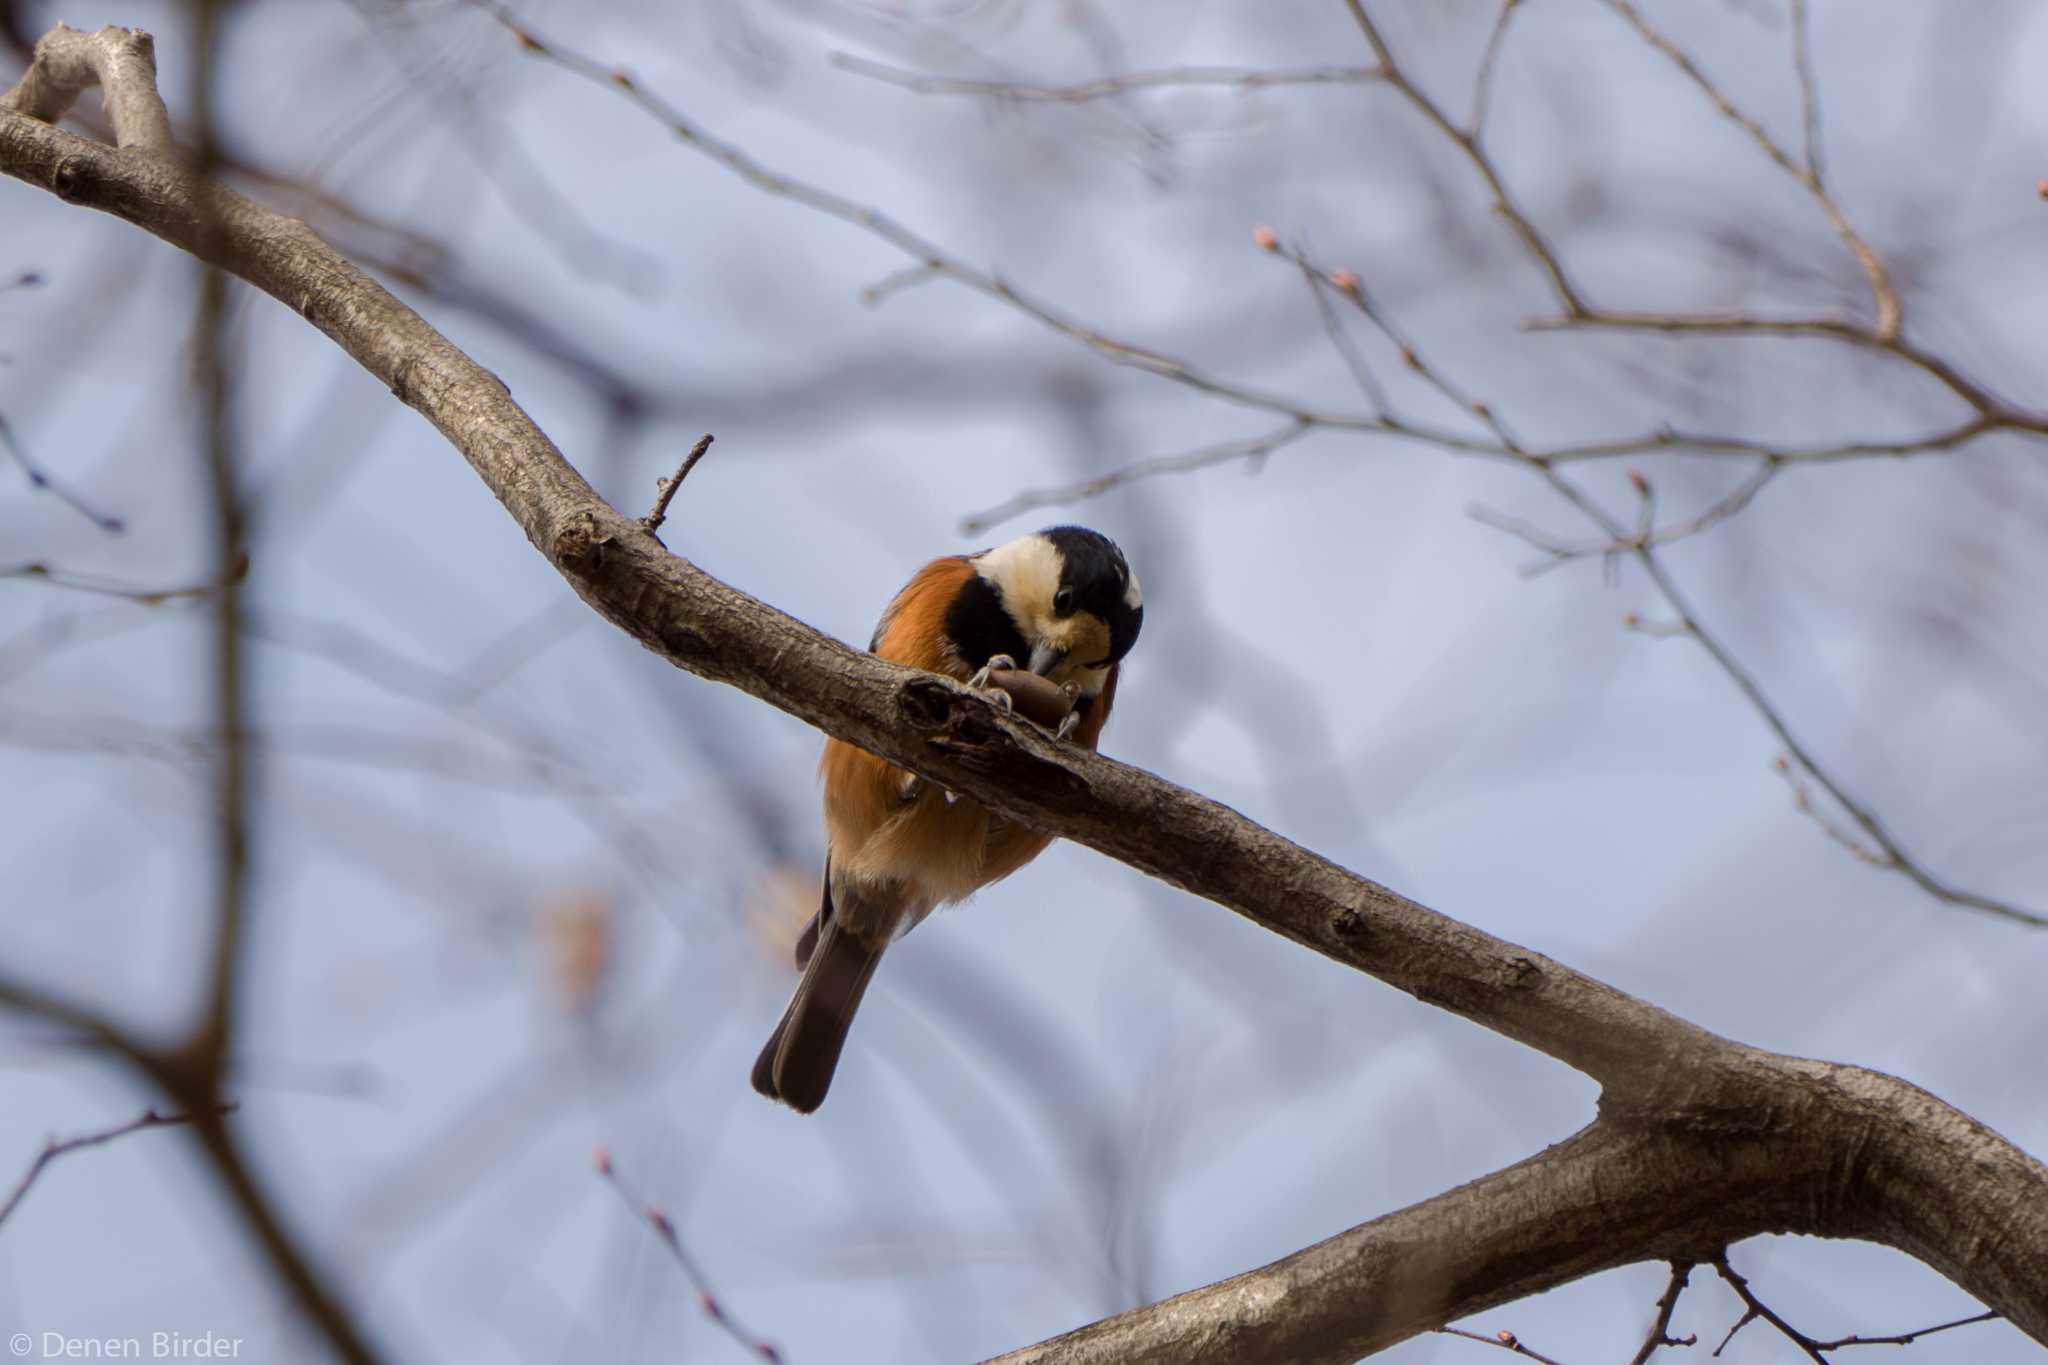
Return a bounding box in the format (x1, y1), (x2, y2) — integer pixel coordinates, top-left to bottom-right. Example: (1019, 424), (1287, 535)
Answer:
(960, 421), (1312, 535)
(190, 0), (246, 1097)
(1538, 417), (2007, 466)
(1339, 0), (1588, 315)
(1813, 1310), (2000, 1351)
(831, 52), (1386, 102)
(1772, 756), (1892, 868)
(1468, 0), (1523, 137)
(1294, 252), (1390, 416)
(1, 554), (246, 603)
(1593, 0), (1897, 336)
(1296, 244), (1524, 450)
(1627, 534), (2043, 926)
(1787, 0), (1824, 182)
(857, 260), (940, 306)
(0, 409), (125, 532)
(0, 1104), (237, 1230)
(642, 432), (714, 538)
(1524, 313), (2038, 427)
(1470, 461), (1777, 574)
(1711, 1249), (2000, 1358)
(1435, 1323), (1565, 1365)
(1628, 1261), (1698, 1365)
(1709, 1253), (1824, 1361)
(595, 1148), (784, 1363)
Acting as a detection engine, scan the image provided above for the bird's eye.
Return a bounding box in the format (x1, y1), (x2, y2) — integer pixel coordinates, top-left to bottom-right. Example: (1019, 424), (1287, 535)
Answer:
(1054, 587), (1075, 615)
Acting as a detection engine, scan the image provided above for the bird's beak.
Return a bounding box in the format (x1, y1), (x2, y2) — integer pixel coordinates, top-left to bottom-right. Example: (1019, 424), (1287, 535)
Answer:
(1028, 640), (1067, 678)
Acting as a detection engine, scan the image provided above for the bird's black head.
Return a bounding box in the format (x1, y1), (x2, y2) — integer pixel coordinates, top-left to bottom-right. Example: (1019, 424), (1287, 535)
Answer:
(963, 525), (1143, 693)
(1039, 525), (1142, 668)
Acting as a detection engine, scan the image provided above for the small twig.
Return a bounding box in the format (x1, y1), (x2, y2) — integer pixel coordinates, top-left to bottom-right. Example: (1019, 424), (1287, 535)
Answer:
(1593, 477), (2047, 927)
(1470, 462), (1771, 577)
(960, 420), (1311, 534)
(830, 52), (1386, 102)
(0, 1103), (239, 1229)
(1435, 1324), (1567, 1365)
(1772, 756), (1894, 867)
(2, 554), (247, 604)
(1340, 0), (1590, 315)
(1278, 241), (1525, 452)
(858, 261), (941, 307)
(1594, 0), (1897, 338)
(1627, 466), (1656, 542)
(1712, 1253), (1823, 1361)
(594, 1146), (783, 1362)
(1620, 611), (1691, 639)
(1812, 1310), (2000, 1351)
(1292, 249), (1389, 415)
(642, 433), (714, 537)
(0, 410), (125, 533)
(1787, 0), (1825, 183)
(1628, 1260), (1698, 1365)
(1468, 0), (1523, 137)
(1467, 503), (1580, 576)
(1704, 1252), (1997, 1362)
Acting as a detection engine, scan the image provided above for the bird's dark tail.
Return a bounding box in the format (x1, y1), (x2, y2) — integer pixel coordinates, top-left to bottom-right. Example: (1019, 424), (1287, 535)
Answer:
(752, 898), (885, 1114)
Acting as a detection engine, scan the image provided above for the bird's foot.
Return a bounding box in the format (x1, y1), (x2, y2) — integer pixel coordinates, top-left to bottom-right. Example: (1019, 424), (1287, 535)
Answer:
(969, 654), (1017, 712)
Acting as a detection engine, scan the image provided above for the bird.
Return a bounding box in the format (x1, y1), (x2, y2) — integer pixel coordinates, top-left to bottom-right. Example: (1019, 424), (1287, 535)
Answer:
(752, 525), (1143, 1113)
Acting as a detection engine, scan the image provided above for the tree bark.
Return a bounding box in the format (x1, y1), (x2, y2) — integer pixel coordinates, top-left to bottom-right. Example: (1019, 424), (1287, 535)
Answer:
(3, 25), (2044, 1361)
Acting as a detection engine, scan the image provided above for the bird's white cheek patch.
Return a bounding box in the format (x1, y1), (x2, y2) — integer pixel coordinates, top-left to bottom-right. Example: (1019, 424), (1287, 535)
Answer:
(1124, 571), (1143, 611)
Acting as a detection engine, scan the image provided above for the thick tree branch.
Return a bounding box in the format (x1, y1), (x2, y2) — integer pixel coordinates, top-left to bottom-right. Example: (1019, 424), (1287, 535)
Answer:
(4, 24), (2046, 1362)
(984, 1122), (1725, 1365)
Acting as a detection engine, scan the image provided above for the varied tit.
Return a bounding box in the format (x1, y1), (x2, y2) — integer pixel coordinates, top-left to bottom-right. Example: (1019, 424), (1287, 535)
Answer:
(752, 525), (1143, 1113)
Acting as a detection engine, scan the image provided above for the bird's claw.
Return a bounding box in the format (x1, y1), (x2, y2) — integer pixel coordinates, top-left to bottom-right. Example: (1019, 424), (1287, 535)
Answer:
(969, 654), (1018, 712)
(1055, 709), (1081, 741)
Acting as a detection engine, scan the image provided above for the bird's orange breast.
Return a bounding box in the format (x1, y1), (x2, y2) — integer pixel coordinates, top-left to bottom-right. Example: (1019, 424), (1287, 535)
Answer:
(820, 555), (1118, 914)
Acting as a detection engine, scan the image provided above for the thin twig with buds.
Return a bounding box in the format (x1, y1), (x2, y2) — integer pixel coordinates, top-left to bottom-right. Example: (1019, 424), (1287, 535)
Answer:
(1435, 1324), (1568, 1365)
(593, 1146), (784, 1363)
